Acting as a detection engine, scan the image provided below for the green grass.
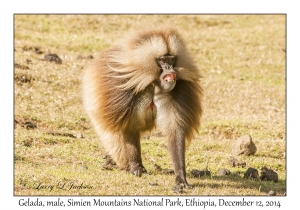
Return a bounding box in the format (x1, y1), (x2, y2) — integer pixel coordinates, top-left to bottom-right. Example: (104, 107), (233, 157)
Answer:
(14, 14), (286, 196)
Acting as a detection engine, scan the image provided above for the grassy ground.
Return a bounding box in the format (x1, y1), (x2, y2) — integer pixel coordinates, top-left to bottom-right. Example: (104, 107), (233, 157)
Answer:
(14, 14), (286, 196)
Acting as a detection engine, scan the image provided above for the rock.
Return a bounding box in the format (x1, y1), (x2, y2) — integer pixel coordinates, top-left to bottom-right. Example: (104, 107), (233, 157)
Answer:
(14, 119), (19, 128)
(218, 168), (231, 176)
(22, 46), (43, 54)
(14, 73), (33, 83)
(152, 164), (175, 174)
(232, 135), (257, 156)
(149, 182), (159, 186)
(14, 63), (29, 70)
(46, 131), (76, 138)
(21, 121), (37, 130)
(161, 169), (174, 175)
(260, 167), (278, 182)
(33, 47), (43, 54)
(152, 164), (162, 172)
(190, 169), (211, 178)
(244, 168), (259, 179)
(43, 54), (62, 64)
(76, 132), (84, 139)
(77, 55), (94, 60)
(152, 164), (174, 174)
(268, 190), (277, 196)
(229, 156), (246, 167)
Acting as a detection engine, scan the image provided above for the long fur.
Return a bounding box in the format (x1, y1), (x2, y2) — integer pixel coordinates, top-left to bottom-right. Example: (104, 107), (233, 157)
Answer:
(82, 27), (202, 172)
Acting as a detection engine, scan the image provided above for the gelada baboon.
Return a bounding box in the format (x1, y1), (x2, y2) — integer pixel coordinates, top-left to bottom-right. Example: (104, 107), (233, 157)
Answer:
(82, 27), (202, 189)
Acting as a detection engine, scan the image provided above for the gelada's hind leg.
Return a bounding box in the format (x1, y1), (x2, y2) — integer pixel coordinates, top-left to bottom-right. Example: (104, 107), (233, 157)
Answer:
(123, 131), (147, 176)
(108, 131), (146, 176)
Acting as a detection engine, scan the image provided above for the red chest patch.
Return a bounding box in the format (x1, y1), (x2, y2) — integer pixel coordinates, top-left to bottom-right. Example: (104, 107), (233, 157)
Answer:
(146, 100), (156, 110)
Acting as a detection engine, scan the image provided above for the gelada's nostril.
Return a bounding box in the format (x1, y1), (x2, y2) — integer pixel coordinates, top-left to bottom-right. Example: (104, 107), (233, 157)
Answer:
(163, 73), (176, 82)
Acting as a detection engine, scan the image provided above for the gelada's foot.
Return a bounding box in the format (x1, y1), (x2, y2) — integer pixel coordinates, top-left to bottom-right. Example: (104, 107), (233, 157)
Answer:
(172, 179), (192, 193)
(102, 155), (117, 170)
(130, 164), (147, 177)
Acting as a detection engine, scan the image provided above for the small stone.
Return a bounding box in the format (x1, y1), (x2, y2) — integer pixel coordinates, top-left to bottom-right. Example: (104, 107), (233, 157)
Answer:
(77, 55), (94, 59)
(260, 167), (278, 182)
(34, 47), (43, 54)
(149, 182), (159, 186)
(218, 168), (231, 176)
(229, 156), (246, 167)
(268, 190), (276, 196)
(244, 168), (259, 179)
(152, 164), (174, 175)
(43, 54), (62, 64)
(46, 131), (76, 138)
(76, 132), (84, 139)
(161, 169), (174, 175)
(14, 63), (29, 70)
(190, 169), (211, 177)
(14, 73), (32, 83)
(21, 121), (37, 130)
(14, 119), (19, 127)
(152, 164), (162, 172)
(237, 161), (247, 167)
(232, 135), (257, 156)
(229, 156), (237, 166)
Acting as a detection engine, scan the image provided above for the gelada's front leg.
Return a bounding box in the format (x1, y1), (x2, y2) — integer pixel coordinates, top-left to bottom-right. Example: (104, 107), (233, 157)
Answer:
(167, 133), (191, 192)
